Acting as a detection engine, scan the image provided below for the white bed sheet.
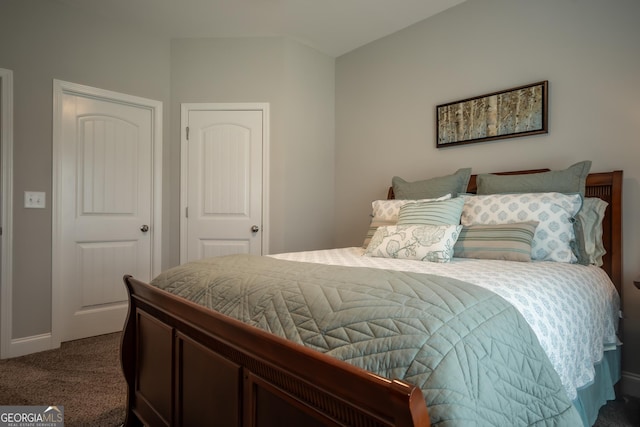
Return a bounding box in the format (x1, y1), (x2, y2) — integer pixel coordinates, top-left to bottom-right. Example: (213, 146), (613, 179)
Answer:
(270, 247), (620, 401)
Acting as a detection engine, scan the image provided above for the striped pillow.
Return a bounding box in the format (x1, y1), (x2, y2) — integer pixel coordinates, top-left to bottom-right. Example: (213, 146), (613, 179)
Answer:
(397, 197), (465, 226)
(362, 195), (451, 248)
(453, 222), (538, 262)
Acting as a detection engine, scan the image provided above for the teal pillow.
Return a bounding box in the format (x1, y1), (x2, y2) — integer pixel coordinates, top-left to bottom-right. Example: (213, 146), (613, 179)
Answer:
(571, 197), (608, 266)
(392, 168), (472, 199)
(476, 161), (592, 196)
(397, 198), (464, 226)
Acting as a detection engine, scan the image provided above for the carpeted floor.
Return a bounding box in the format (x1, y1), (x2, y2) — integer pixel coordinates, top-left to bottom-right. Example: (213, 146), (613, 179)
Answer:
(0, 332), (638, 426)
(0, 333), (126, 426)
(594, 395), (640, 427)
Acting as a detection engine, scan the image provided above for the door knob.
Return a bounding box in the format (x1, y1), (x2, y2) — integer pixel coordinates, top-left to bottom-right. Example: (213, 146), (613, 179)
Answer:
(140, 225), (149, 232)
(251, 225), (260, 233)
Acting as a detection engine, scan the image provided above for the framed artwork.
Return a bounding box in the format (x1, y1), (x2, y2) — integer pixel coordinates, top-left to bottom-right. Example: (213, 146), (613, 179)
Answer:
(436, 81), (548, 148)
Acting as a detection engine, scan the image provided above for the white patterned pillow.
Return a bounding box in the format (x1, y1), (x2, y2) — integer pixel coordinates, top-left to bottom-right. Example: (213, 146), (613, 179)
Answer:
(365, 224), (462, 262)
(362, 195), (451, 248)
(461, 192), (582, 263)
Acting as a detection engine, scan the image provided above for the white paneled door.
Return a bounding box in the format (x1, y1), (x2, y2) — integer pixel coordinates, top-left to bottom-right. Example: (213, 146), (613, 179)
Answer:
(53, 81), (161, 344)
(181, 105), (267, 262)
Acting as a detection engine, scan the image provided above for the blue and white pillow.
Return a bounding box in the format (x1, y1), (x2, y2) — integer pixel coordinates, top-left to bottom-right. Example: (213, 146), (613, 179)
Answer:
(365, 224), (462, 262)
(461, 192), (582, 263)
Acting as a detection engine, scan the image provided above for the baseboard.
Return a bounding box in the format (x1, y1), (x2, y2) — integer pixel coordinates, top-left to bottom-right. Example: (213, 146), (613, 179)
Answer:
(621, 370), (640, 398)
(7, 333), (56, 358)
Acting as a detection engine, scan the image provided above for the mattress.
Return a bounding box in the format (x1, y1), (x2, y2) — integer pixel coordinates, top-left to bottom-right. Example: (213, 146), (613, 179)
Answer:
(271, 247), (620, 403)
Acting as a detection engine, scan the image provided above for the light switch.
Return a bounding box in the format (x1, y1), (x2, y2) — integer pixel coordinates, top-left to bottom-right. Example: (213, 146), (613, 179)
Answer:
(24, 191), (46, 208)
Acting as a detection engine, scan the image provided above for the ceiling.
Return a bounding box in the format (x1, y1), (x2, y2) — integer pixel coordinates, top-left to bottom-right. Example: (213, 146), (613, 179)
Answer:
(55, 0), (466, 57)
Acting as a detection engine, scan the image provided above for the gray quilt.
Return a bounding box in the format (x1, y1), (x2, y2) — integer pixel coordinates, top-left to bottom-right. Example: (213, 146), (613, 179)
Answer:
(151, 254), (582, 426)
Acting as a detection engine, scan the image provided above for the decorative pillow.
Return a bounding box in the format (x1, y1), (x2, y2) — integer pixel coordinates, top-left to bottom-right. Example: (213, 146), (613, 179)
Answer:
(362, 195), (451, 248)
(453, 222), (538, 262)
(476, 161), (592, 196)
(461, 192), (582, 263)
(392, 168), (472, 199)
(572, 197), (608, 266)
(397, 197), (465, 226)
(365, 224), (462, 263)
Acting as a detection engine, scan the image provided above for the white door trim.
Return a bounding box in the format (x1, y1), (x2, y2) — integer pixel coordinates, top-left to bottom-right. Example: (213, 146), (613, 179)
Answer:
(0, 68), (14, 359)
(180, 103), (270, 263)
(51, 79), (162, 348)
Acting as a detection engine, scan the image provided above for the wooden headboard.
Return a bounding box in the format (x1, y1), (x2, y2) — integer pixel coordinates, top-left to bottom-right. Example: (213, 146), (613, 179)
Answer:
(387, 169), (623, 295)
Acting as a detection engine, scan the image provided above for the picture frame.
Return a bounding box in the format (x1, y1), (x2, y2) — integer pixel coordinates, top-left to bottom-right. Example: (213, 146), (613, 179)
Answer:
(436, 81), (548, 148)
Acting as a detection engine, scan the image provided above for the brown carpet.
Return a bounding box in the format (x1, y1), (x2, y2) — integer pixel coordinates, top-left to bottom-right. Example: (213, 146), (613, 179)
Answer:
(0, 333), (126, 426)
(0, 332), (638, 426)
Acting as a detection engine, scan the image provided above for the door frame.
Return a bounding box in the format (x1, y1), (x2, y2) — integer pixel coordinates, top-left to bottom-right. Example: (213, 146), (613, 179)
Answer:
(51, 79), (162, 348)
(0, 68), (14, 359)
(180, 103), (270, 263)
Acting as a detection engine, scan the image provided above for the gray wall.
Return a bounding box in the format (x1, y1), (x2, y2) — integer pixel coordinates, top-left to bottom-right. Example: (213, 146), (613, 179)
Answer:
(0, 1), (335, 342)
(169, 37), (335, 263)
(335, 0), (640, 390)
(0, 0), (172, 338)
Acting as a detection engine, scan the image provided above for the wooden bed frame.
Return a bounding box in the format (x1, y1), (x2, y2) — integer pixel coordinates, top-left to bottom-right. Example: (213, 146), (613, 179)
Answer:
(121, 170), (622, 427)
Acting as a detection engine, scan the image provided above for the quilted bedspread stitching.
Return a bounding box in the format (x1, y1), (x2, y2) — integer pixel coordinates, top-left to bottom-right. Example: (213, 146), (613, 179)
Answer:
(151, 254), (582, 426)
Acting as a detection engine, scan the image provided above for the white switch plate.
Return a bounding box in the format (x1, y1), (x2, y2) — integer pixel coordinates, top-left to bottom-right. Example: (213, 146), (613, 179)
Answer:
(24, 191), (46, 208)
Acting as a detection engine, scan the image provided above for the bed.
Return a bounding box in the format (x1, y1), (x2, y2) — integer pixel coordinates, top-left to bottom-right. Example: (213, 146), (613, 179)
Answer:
(121, 167), (623, 427)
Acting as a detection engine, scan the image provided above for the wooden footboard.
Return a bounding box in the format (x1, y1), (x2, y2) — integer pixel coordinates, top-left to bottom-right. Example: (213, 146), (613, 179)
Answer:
(121, 275), (430, 427)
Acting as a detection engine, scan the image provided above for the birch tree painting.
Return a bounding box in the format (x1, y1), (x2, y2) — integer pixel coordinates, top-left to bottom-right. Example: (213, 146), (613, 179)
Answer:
(436, 81), (547, 147)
